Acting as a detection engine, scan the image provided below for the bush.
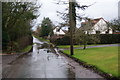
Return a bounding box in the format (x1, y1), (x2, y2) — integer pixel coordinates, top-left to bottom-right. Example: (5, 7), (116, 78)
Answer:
(99, 34), (120, 44)
(54, 34), (120, 45)
(7, 41), (19, 53)
(17, 35), (33, 51)
(2, 31), (10, 51)
(54, 36), (70, 45)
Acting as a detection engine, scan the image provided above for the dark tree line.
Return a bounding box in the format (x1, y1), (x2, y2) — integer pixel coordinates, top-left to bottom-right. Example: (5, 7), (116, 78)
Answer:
(2, 2), (40, 53)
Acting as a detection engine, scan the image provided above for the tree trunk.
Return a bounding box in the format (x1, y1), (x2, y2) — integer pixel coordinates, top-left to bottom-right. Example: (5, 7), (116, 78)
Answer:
(69, 0), (76, 55)
(83, 44), (86, 49)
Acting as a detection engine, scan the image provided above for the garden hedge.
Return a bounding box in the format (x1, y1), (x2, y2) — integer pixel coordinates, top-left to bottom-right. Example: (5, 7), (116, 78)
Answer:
(54, 34), (120, 45)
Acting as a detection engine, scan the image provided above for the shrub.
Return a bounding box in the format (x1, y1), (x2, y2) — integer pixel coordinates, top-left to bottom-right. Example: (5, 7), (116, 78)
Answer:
(17, 35), (33, 50)
(54, 36), (70, 45)
(2, 31), (10, 51)
(54, 34), (120, 45)
(99, 34), (120, 44)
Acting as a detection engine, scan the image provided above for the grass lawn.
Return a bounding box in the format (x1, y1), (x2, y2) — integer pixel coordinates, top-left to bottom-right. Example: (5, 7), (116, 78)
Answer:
(63, 46), (119, 77)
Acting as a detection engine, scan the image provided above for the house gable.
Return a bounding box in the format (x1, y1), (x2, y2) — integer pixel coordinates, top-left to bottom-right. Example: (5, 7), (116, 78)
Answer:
(53, 27), (65, 35)
(80, 18), (113, 34)
(93, 19), (108, 31)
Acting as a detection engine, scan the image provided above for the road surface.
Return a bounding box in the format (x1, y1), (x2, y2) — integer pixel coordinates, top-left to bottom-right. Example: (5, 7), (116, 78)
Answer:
(59, 44), (119, 50)
(2, 37), (105, 79)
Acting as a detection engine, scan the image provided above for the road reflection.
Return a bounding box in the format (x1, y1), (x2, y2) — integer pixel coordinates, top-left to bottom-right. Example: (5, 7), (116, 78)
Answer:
(30, 37), (76, 78)
(3, 37), (103, 79)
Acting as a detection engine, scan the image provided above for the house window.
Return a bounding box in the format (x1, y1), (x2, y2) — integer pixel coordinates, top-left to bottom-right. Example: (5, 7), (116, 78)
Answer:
(56, 29), (59, 32)
(56, 29), (60, 32)
(106, 29), (110, 34)
(96, 31), (100, 34)
(106, 31), (109, 34)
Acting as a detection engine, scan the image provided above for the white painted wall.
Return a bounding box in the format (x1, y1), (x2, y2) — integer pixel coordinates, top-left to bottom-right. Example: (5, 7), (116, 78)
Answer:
(88, 30), (96, 34)
(109, 29), (113, 34)
(93, 19), (108, 33)
(86, 19), (113, 34)
(53, 27), (65, 35)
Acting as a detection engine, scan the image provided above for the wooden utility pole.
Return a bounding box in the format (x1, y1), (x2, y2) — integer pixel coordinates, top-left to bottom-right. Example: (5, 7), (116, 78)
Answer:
(69, 0), (76, 55)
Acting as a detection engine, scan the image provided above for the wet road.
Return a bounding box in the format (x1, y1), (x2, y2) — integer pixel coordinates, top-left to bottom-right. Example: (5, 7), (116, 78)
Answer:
(3, 37), (104, 78)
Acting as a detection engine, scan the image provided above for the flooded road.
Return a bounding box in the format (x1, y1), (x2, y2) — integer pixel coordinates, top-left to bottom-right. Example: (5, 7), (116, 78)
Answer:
(3, 37), (104, 78)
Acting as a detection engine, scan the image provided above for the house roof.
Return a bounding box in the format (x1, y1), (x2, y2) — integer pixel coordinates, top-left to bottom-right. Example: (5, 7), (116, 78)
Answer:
(81, 18), (107, 26)
(80, 17), (107, 31)
(62, 30), (68, 34)
(53, 26), (68, 33)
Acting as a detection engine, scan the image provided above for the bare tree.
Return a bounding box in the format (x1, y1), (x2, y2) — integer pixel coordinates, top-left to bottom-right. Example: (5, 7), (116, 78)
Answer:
(75, 18), (100, 49)
(110, 18), (120, 32)
(55, 0), (89, 55)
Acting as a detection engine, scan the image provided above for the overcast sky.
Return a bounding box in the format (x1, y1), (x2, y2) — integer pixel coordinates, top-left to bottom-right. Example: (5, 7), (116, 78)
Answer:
(32, 0), (120, 30)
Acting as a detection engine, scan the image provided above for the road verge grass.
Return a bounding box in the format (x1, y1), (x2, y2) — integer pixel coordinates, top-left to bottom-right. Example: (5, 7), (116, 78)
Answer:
(32, 34), (50, 42)
(62, 46), (119, 78)
(58, 44), (101, 48)
(22, 45), (32, 53)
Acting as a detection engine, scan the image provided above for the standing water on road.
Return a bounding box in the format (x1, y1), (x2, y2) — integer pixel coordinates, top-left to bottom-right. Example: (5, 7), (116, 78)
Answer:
(2, 37), (105, 79)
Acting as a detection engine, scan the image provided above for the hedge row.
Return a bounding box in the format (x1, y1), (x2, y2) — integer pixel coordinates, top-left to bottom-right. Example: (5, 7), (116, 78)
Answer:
(54, 34), (120, 45)
(99, 34), (120, 44)
(55, 36), (70, 45)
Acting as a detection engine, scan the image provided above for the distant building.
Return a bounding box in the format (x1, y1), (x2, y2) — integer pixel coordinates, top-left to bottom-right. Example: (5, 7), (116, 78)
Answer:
(80, 18), (113, 34)
(53, 27), (66, 36)
(118, 1), (120, 17)
(50, 27), (68, 40)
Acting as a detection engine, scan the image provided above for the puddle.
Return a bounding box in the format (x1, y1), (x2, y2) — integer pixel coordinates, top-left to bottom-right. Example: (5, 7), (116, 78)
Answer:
(3, 37), (103, 78)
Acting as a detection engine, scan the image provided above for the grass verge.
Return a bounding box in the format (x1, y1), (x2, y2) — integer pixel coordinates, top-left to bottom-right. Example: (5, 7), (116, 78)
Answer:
(57, 44), (102, 48)
(63, 46), (119, 77)
(32, 34), (50, 42)
(22, 45), (32, 53)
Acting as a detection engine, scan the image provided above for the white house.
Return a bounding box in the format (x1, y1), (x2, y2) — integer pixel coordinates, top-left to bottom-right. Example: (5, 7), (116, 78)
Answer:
(53, 27), (66, 36)
(80, 18), (113, 34)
